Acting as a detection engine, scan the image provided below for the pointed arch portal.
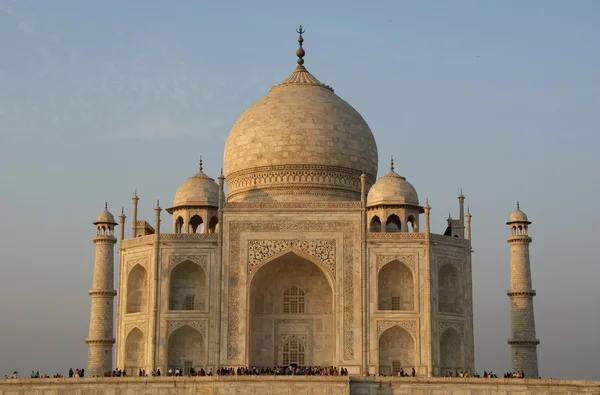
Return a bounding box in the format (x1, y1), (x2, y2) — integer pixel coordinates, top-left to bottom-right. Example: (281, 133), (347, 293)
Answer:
(248, 251), (334, 367)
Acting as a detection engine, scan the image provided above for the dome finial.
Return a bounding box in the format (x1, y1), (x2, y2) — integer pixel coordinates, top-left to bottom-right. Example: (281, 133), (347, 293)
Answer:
(199, 156), (203, 172)
(517, 201), (520, 209)
(296, 25), (306, 66)
(105, 202), (108, 210)
(390, 155), (394, 172)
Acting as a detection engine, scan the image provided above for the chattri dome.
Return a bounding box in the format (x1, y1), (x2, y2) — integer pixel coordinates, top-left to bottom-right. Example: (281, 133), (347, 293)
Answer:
(94, 204), (116, 225)
(507, 203), (530, 224)
(367, 159), (419, 207)
(223, 29), (378, 202)
(169, 161), (219, 210)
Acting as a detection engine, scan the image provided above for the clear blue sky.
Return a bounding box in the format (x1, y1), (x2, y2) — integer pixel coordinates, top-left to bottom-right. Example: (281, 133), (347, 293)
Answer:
(0, 0), (598, 380)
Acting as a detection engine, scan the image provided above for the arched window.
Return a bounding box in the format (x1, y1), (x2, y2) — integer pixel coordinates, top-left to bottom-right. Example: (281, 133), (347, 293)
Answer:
(127, 265), (147, 313)
(369, 216), (382, 232)
(124, 328), (145, 376)
(283, 286), (305, 314)
(440, 328), (463, 374)
(386, 214), (401, 232)
(282, 338), (305, 366)
(208, 216), (218, 233)
(188, 215), (203, 233)
(406, 215), (416, 232)
(175, 216), (184, 234)
(378, 260), (414, 311)
(169, 261), (207, 311)
(168, 325), (205, 372)
(378, 326), (414, 376)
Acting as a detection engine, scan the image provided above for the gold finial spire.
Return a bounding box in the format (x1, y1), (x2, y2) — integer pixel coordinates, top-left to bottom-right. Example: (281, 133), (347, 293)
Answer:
(390, 155), (394, 172)
(199, 156), (203, 172)
(104, 202), (108, 210)
(296, 25), (306, 66)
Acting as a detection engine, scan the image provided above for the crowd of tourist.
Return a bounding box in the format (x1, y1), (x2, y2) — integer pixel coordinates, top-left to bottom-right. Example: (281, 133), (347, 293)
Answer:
(443, 370), (528, 378)
(4, 367), (530, 380)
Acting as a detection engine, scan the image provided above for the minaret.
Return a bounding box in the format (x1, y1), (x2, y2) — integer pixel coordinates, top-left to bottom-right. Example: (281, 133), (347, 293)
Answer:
(423, 198), (431, 234)
(506, 203), (539, 378)
(118, 207), (126, 241)
(465, 207), (472, 241)
(458, 189), (465, 238)
(131, 191), (139, 238)
(86, 204), (118, 377)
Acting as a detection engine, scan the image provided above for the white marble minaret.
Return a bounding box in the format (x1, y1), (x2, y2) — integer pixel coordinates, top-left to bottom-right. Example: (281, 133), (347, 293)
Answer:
(86, 204), (118, 377)
(506, 203), (540, 378)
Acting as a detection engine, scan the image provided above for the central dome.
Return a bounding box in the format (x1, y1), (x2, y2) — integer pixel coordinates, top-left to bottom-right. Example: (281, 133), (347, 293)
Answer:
(223, 35), (378, 202)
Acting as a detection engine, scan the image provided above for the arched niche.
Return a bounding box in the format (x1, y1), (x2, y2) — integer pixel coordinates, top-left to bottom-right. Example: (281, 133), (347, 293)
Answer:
(386, 214), (401, 232)
(378, 260), (414, 311)
(169, 261), (207, 311)
(167, 325), (205, 372)
(369, 215), (382, 232)
(248, 251), (334, 368)
(378, 326), (415, 376)
(124, 328), (145, 376)
(439, 328), (463, 375)
(127, 265), (147, 313)
(438, 263), (461, 314)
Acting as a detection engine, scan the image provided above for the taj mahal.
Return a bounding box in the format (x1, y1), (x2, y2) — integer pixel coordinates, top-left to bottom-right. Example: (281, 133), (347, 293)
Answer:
(84, 27), (540, 380)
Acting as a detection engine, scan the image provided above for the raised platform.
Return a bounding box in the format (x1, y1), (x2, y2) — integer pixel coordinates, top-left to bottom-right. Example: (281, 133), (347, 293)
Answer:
(1, 376), (599, 395)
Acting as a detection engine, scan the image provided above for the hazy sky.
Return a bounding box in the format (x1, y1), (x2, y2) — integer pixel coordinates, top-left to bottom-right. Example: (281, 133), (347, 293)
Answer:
(0, 0), (598, 380)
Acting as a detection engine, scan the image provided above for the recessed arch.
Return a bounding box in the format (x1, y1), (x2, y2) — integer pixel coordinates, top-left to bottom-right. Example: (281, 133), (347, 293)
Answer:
(248, 251), (334, 368)
(127, 264), (147, 313)
(378, 260), (414, 311)
(438, 263), (461, 314)
(369, 215), (382, 232)
(439, 327), (464, 375)
(378, 325), (415, 376)
(167, 325), (205, 373)
(386, 214), (401, 232)
(169, 261), (207, 311)
(124, 327), (145, 376)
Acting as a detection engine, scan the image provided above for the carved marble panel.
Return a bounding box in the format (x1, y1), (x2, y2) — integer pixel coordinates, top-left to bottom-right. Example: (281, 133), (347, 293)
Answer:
(125, 257), (149, 274)
(124, 320), (147, 336)
(437, 256), (463, 272)
(438, 321), (464, 336)
(166, 320), (207, 337)
(376, 254), (416, 273)
(248, 239), (336, 278)
(376, 320), (418, 339)
(167, 255), (208, 273)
